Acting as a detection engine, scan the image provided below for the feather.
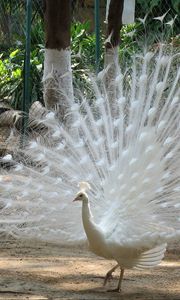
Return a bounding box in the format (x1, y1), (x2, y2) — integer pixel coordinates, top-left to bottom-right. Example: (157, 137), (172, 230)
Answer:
(0, 47), (179, 281)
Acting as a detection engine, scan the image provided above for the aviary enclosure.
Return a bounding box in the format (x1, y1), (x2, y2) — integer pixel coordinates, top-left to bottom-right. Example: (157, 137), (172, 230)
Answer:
(0, 1), (179, 299)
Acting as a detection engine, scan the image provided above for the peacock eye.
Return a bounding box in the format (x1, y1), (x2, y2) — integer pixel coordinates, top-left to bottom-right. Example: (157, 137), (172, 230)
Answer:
(79, 194), (83, 197)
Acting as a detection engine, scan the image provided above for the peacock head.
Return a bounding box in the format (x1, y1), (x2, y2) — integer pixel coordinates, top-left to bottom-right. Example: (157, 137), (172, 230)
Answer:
(73, 191), (88, 202)
(73, 181), (91, 203)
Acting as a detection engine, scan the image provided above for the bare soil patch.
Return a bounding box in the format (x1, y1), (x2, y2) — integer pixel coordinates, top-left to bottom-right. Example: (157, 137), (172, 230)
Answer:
(0, 239), (179, 300)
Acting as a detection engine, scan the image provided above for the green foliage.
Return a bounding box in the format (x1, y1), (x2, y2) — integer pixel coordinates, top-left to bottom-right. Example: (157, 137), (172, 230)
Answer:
(0, 49), (23, 107)
(0, 0), (44, 110)
(71, 21), (104, 95)
(119, 23), (142, 65)
(31, 17), (44, 47)
(71, 21), (103, 72)
(0, 46), (43, 110)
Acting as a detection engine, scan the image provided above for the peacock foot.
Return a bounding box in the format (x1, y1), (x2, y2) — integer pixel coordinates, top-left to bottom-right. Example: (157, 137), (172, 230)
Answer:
(106, 268), (124, 292)
(103, 264), (119, 286)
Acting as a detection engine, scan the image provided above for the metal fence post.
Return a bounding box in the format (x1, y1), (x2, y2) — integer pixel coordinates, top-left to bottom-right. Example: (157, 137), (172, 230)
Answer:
(95, 0), (100, 73)
(22, 0), (32, 144)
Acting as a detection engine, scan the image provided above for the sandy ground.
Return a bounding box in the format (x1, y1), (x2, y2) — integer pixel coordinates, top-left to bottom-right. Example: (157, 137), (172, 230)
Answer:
(0, 238), (179, 300)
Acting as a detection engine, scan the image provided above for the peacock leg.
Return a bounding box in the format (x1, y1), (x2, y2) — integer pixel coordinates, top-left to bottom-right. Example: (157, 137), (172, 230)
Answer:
(103, 263), (119, 286)
(117, 268), (124, 292)
(107, 268), (125, 293)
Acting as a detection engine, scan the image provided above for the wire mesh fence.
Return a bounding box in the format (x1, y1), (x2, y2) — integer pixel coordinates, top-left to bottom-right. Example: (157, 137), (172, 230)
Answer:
(0, 0), (179, 155)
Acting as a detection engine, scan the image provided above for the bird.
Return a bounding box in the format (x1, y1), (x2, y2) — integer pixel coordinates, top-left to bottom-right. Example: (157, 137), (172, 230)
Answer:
(0, 46), (179, 292)
(73, 182), (169, 292)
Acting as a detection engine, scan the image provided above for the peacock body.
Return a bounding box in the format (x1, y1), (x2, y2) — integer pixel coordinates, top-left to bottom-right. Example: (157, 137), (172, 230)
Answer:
(0, 47), (179, 290)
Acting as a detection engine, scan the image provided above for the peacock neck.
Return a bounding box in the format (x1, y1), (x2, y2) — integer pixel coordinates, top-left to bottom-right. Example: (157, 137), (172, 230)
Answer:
(82, 200), (98, 240)
(81, 199), (109, 259)
(82, 200), (92, 226)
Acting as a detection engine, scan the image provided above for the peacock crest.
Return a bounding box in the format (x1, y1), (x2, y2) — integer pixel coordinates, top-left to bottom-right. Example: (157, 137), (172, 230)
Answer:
(78, 182), (91, 192)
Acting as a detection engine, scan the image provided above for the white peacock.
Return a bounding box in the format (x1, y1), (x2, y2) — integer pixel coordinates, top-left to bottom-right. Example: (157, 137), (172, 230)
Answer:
(0, 47), (179, 292)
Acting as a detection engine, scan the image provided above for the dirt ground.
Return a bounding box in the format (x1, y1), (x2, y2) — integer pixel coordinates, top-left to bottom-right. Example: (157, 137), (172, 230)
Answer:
(0, 238), (179, 300)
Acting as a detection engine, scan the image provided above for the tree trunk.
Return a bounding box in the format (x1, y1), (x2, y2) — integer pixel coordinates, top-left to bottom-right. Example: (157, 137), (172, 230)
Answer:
(43, 0), (74, 126)
(104, 0), (124, 116)
(106, 0), (124, 49)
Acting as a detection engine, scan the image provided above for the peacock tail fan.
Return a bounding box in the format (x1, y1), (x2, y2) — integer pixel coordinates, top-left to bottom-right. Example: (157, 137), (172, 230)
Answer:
(0, 46), (179, 248)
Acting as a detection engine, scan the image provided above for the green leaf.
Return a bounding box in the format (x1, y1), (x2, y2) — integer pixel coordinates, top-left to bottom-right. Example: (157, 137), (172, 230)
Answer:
(12, 68), (22, 78)
(10, 49), (19, 58)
